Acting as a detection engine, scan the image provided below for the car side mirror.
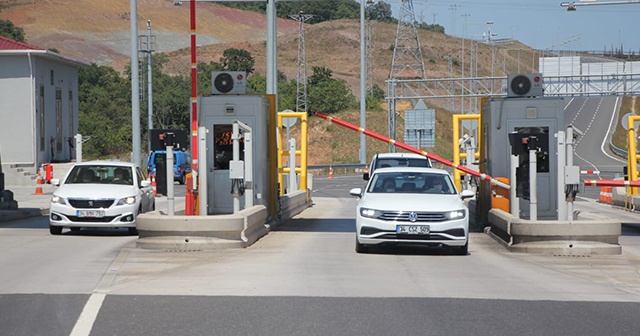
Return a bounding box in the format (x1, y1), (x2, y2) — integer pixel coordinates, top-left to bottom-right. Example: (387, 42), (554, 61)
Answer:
(349, 188), (363, 197)
(51, 179), (60, 186)
(460, 190), (475, 200)
(140, 180), (151, 188)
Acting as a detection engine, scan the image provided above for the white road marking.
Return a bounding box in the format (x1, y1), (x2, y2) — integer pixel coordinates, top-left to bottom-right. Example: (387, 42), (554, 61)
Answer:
(69, 293), (106, 336)
(69, 245), (132, 336)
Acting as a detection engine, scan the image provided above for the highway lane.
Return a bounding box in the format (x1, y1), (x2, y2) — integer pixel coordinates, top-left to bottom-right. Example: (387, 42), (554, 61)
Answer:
(2, 175), (640, 335)
(564, 96), (627, 200)
(565, 96), (626, 175)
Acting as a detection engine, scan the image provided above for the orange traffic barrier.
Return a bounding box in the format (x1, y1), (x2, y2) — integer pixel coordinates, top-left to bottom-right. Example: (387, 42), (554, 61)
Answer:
(598, 186), (613, 204)
(605, 186), (613, 204)
(34, 172), (44, 195)
(151, 173), (157, 197)
(328, 165), (334, 179)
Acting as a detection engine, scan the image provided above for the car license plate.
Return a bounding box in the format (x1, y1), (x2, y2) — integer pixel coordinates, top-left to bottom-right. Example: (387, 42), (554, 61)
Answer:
(396, 225), (429, 235)
(77, 210), (105, 218)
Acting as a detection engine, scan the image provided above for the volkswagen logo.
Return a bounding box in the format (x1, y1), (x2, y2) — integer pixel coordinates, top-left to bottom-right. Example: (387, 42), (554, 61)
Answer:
(408, 212), (418, 222)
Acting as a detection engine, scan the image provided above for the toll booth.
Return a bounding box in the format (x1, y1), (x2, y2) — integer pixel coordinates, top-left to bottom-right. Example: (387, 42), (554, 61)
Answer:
(199, 95), (271, 214)
(481, 97), (564, 220)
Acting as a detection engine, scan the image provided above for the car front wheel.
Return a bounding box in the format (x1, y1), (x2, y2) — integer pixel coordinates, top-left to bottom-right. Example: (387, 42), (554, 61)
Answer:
(355, 237), (369, 254)
(453, 241), (469, 256)
(49, 224), (62, 235)
(179, 174), (186, 185)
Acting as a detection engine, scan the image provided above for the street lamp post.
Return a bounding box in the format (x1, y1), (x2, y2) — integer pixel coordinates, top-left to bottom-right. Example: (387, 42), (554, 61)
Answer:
(130, 0), (141, 167)
(359, 0), (367, 164)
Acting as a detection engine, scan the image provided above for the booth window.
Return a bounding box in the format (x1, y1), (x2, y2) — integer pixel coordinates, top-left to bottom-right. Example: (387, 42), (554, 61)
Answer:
(214, 124), (244, 170)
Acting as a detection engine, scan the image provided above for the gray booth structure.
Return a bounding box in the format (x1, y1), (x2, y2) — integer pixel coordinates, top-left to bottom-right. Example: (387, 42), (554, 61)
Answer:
(480, 97), (621, 255)
(136, 94), (311, 250)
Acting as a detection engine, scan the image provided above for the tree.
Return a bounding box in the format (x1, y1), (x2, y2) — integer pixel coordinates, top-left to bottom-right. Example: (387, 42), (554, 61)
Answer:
(366, 1), (394, 23)
(308, 66), (333, 86)
(220, 48), (255, 74)
(0, 19), (26, 42)
(308, 78), (356, 114)
(366, 84), (385, 110)
(78, 64), (131, 158)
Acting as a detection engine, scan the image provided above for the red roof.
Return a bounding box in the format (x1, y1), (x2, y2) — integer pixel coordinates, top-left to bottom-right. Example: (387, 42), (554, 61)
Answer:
(0, 35), (43, 51)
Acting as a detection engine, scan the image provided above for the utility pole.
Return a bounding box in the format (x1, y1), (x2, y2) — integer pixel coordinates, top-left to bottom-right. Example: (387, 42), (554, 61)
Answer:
(130, 0), (141, 166)
(139, 20), (156, 154)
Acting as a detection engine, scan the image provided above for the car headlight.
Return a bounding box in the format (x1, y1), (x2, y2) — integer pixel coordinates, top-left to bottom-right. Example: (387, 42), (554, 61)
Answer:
(445, 209), (466, 220)
(51, 195), (66, 205)
(117, 196), (137, 206)
(360, 207), (383, 218)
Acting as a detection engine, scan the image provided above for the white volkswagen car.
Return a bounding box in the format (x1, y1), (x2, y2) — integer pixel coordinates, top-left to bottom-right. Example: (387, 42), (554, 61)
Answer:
(49, 161), (155, 235)
(350, 167), (474, 255)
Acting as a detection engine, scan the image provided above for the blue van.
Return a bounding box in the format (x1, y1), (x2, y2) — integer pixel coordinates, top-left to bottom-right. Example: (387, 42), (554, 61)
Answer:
(147, 150), (192, 184)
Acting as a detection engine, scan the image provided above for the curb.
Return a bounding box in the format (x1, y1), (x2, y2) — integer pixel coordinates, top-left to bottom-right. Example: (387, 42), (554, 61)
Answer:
(0, 208), (47, 223)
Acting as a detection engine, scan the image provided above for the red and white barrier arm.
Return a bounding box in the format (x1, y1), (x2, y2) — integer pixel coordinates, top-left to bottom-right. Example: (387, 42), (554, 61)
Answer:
(580, 170), (600, 175)
(583, 179), (640, 187)
(315, 112), (510, 190)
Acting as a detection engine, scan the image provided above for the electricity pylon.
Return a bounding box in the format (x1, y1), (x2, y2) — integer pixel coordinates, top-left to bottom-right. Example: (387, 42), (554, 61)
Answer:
(390, 0), (426, 79)
(290, 11), (313, 113)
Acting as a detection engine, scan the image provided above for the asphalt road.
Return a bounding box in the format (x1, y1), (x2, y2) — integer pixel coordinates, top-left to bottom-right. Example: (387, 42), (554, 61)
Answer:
(2, 174), (640, 335)
(564, 96), (627, 200)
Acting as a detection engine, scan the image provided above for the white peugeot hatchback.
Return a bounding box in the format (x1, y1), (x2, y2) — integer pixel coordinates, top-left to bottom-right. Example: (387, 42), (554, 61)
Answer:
(49, 161), (155, 235)
(350, 167), (474, 255)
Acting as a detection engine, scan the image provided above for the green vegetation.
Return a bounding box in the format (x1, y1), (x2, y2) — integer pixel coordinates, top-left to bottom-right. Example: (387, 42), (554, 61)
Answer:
(76, 49), (357, 160)
(222, 0), (395, 24)
(0, 18), (25, 42)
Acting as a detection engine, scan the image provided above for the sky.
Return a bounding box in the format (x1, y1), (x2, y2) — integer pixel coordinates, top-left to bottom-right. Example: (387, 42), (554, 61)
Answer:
(385, 0), (640, 52)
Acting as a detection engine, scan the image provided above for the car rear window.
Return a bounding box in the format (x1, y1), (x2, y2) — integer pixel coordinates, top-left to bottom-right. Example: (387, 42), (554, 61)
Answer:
(375, 158), (431, 169)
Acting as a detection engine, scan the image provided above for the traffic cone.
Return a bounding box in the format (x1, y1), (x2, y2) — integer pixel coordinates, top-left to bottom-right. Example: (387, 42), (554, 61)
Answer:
(151, 173), (157, 197)
(328, 165), (334, 179)
(34, 172), (44, 195)
(365, 164), (369, 174)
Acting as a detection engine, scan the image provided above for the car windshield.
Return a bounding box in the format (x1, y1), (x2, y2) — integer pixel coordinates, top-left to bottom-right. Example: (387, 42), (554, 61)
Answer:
(65, 165), (134, 186)
(367, 171), (456, 195)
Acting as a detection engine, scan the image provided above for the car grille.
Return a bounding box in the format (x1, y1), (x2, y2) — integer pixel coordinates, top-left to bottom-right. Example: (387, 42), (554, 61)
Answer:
(67, 216), (118, 223)
(379, 211), (446, 222)
(361, 227), (466, 238)
(68, 199), (115, 209)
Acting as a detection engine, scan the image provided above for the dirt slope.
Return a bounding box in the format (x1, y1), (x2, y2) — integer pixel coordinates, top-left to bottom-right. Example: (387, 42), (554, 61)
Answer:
(1, 0), (537, 94)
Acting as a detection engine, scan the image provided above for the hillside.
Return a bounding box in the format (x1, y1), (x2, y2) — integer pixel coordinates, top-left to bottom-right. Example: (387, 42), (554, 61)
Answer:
(0, 0), (541, 163)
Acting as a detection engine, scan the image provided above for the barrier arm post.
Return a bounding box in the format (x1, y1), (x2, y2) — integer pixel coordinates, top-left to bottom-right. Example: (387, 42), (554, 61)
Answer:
(628, 115), (640, 195)
(315, 112), (509, 190)
(452, 114), (481, 191)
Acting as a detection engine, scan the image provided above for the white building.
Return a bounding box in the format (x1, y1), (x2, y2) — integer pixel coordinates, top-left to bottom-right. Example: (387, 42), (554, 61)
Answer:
(540, 56), (640, 95)
(0, 36), (86, 180)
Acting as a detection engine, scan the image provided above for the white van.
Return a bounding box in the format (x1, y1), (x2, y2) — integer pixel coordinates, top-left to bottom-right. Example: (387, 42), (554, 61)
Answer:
(363, 152), (433, 180)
